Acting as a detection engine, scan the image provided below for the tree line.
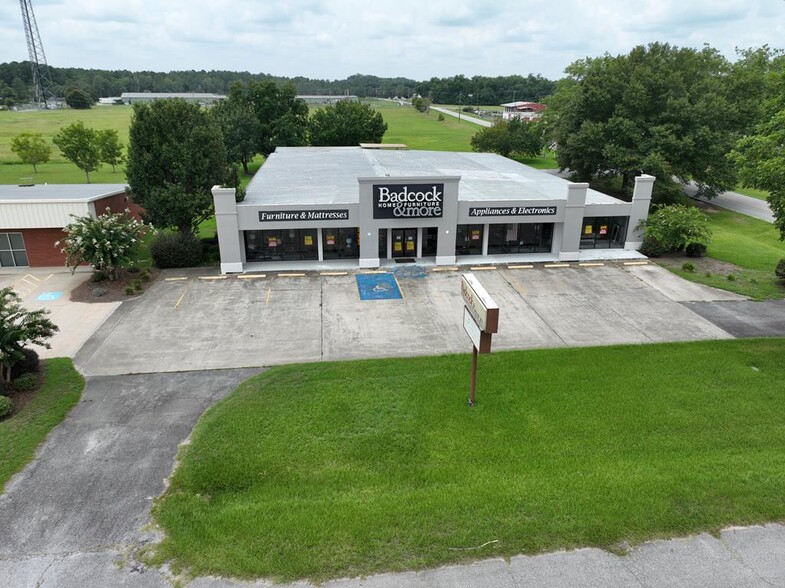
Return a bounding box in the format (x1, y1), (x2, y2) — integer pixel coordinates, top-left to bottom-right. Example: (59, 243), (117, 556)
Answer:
(0, 62), (427, 106)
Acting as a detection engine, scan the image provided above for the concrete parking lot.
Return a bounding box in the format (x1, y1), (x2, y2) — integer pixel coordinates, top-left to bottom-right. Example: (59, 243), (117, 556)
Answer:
(75, 262), (735, 377)
(0, 268), (120, 360)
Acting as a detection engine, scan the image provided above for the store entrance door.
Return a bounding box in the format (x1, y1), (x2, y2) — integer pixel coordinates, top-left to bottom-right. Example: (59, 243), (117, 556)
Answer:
(391, 228), (417, 258)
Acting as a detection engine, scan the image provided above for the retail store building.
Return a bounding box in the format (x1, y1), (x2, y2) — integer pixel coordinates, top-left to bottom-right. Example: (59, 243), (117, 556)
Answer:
(0, 184), (139, 268)
(212, 147), (654, 273)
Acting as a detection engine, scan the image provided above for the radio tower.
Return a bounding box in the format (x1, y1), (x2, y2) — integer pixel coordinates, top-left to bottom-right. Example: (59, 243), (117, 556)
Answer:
(20, 0), (56, 108)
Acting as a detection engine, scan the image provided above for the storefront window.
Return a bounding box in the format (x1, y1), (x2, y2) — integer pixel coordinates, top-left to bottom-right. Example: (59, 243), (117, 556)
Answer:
(245, 229), (318, 261)
(455, 225), (483, 255)
(322, 228), (359, 259)
(580, 217), (627, 249)
(487, 223), (553, 254)
(0, 233), (29, 267)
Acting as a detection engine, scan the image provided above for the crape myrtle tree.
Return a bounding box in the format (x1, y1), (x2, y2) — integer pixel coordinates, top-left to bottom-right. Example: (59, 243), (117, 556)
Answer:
(545, 43), (743, 203)
(96, 129), (124, 173)
(0, 288), (58, 382)
(126, 99), (232, 235)
(309, 100), (388, 146)
(53, 121), (101, 183)
(10, 132), (51, 172)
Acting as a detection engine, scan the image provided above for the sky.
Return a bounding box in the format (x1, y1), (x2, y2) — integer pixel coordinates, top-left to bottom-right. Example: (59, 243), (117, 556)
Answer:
(2, 0), (785, 81)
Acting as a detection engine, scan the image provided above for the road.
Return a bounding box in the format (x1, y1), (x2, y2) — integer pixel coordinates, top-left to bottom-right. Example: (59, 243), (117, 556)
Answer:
(430, 106), (492, 127)
(686, 183), (775, 223)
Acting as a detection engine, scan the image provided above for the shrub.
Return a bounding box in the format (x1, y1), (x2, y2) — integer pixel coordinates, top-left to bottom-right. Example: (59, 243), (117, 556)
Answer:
(151, 232), (203, 269)
(727, 274), (736, 282)
(776, 258), (785, 282)
(639, 204), (712, 252)
(639, 238), (666, 258)
(682, 262), (695, 273)
(140, 270), (151, 283)
(90, 271), (108, 282)
(0, 396), (12, 419)
(437, 113), (445, 122)
(125, 285), (136, 295)
(126, 266), (140, 274)
(12, 373), (38, 393)
(685, 242), (707, 258)
(14, 348), (40, 376)
(133, 279), (143, 292)
(705, 272), (712, 277)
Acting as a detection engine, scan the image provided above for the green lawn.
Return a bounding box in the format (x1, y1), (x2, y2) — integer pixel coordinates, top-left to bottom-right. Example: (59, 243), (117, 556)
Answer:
(0, 358), (84, 492)
(0, 105), (133, 163)
(371, 100), (478, 151)
(734, 186), (769, 201)
(150, 339), (785, 582)
(706, 209), (785, 271)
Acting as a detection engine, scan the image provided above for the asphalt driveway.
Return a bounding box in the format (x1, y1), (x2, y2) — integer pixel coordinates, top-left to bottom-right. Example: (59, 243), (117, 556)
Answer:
(0, 368), (258, 587)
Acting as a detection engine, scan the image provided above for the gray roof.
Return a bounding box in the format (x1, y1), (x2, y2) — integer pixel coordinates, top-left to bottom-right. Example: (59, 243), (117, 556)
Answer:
(242, 147), (622, 206)
(0, 184), (127, 203)
(120, 93), (226, 100)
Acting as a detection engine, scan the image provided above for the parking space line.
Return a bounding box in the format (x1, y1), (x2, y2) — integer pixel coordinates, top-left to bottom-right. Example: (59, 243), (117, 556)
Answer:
(624, 261), (649, 266)
(278, 273), (306, 277)
(507, 265), (534, 270)
(579, 262), (605, 267)
(174, 284), (191, 309)
(199, 276), (228, 280)
(429, 267), (459, 272)
(469, 266), (496, 271)
(164, 277), (188, 282)
(320, 272), (348, 276)
(238, 274), (267, 279)
(544, 263), (571, 268)
(360, 270), (387, 274)
(394, 275), (405, 299)
(265, 288), (271, 304)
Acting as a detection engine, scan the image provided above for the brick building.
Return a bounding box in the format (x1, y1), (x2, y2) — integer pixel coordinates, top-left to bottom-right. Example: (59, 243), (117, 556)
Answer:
(0, 184), (142, 269)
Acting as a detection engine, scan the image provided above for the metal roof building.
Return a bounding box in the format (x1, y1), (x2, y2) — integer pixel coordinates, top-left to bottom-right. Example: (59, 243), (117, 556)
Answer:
(212, 147), (653, 273)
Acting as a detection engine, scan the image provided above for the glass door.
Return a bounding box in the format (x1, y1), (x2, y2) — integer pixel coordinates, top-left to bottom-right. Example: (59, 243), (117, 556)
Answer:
(391, 228), (417, 258)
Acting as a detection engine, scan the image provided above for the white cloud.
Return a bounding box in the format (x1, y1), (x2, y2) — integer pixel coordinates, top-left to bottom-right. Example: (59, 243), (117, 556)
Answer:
(1, 0), (784, 80)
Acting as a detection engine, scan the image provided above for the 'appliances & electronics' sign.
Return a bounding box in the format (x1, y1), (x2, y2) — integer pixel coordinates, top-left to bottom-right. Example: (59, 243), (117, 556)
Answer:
(468, 206), (556, 217)
(373, 184), (444, 219)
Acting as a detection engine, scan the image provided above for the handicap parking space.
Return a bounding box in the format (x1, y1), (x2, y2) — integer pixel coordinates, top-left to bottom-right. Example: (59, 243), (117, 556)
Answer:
(76, 263), (736, 377)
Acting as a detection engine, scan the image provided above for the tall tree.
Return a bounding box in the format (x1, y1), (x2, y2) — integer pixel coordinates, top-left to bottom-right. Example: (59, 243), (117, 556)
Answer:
(309, 101), (387, 146)
(211, 96), (260, 175)
(228, 81), (308, 157)
(96, 129), (124, 173)
(471, 119), (543, 159)
(10, 132), (51, 172)
(52, 121), (101, 182)
(126, 99), (231, 235)
(546, 43), (741, 203)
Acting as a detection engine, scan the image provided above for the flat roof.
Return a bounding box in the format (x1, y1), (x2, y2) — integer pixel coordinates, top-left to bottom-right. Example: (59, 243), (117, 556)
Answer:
(0, 184), (127, 204)
(242, 147), (622, 206)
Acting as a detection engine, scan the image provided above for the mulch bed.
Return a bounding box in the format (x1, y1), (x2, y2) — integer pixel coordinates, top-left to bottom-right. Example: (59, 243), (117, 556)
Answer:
(70, 268), (160, 303)
(2, 369), (43, 415)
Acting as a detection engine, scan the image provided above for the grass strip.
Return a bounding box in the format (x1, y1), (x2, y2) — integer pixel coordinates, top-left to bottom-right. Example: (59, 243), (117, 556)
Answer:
(151, 339), (785, 582)
(0, 358), (84, 492)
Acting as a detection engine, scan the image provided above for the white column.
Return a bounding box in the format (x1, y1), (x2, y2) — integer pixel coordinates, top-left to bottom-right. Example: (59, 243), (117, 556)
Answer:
(482, 224), (490, 256)
(625, 174), (655, 249)
(317, 228), (324, 261)
(558, 183), (588, 261)
(211, 186), (244, 273)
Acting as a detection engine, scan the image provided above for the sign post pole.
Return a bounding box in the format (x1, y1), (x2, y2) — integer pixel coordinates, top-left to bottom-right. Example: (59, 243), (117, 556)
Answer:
(469, 344), (478, 407)
(461, 273), (499, 408)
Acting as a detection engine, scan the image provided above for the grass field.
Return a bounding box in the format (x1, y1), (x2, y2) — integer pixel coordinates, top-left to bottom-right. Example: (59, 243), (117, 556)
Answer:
(734, 186), (769, 201)
(149, 339), (785, 582)
(0, 359), (84, 492)
(657, 207), (785, 300)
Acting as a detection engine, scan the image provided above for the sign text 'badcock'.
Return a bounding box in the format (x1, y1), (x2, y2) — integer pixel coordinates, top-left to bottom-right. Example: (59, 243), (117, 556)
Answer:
(373, 184), (444, 219)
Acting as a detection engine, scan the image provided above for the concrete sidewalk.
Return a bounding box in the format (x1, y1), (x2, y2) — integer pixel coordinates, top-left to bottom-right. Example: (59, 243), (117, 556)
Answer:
(431, 106), (492, 127)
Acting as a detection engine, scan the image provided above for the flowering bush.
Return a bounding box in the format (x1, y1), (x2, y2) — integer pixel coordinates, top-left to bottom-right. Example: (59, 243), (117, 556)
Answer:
(56, 209), (148, 280)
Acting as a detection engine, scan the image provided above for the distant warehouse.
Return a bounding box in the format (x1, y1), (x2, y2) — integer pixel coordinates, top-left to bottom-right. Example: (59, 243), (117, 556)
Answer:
(120, 92), (226, 105)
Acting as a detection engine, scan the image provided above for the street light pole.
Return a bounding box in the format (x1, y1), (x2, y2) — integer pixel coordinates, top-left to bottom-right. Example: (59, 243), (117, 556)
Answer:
(458, 92), (462, 123)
